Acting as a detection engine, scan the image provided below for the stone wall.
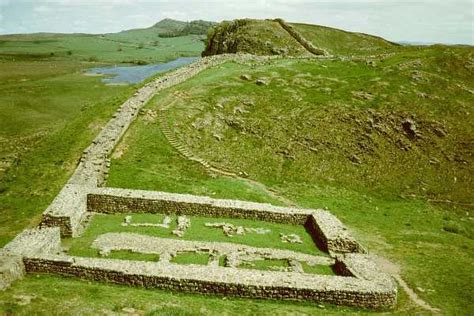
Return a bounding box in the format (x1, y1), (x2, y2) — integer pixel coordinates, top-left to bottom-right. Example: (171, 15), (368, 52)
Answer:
(86, 187), (367, 257)
(87, 187), (312, 225)
(274, 19), (328, 56)
(23, 253), (397, 309)
(91, 232), (334, 267)
(305, 213), (366, 255)
(40, 184), (87, 237)
(0, 227), (61, 290)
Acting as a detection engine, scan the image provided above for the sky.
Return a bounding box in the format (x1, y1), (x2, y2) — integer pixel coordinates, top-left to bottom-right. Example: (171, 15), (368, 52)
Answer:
(0, 0), (472, 44)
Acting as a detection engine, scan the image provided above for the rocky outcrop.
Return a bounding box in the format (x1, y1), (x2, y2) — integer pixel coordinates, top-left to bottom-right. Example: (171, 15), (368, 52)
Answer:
(202, 19), (308, 57)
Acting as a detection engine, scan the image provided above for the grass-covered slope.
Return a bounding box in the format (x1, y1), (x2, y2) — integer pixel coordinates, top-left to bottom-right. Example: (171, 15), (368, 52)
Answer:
(153, 47), (473, 207)
(106, 45), (474, 314)
(203, 18), (399, 57)
(291, 22), (397, 56)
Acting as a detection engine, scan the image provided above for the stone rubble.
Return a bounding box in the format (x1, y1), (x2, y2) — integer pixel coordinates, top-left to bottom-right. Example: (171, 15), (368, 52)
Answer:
(172, 216), (190, 237)
(121, 215), (171, 228)
(245, 227), (271, 234)
(204, 222), (270, 237)
(280, 233), (303, 244)
(91, 232), (333, 268)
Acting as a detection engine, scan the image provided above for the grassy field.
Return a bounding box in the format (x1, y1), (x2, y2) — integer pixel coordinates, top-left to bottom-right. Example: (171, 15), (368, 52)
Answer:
(0, 58), (135, 246)
(1, 273), (422, 315)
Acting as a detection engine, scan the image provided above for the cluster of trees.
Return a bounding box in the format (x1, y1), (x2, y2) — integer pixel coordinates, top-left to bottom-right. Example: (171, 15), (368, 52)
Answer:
(160, 20), (215, 38)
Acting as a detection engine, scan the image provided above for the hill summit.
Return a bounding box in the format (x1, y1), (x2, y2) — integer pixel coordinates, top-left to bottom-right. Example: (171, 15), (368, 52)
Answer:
(203, 18), (397, 57)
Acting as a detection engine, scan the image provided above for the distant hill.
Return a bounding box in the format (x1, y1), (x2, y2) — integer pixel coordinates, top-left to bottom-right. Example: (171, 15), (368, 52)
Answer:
(0, 19), (215, 64)
(107, 19), (215, 42)
(203, 18), (398, 57)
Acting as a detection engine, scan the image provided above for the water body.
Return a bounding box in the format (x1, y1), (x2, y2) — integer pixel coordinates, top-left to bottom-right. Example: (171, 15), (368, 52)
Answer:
(87, 57), (200, 84)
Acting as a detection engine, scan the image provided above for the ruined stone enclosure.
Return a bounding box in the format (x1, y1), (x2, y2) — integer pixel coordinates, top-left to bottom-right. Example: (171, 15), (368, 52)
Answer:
(0, 54), (397, 310)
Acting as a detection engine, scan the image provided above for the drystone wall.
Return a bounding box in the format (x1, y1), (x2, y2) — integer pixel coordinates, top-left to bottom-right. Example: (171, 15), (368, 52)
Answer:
(274, 19), (328, 56)
(0, 227), (60, 290)
(23, 253), (397, 309)
(305, 213), (366, 255)
(91, 232), (333, 267)
(87, 187), (313, 225)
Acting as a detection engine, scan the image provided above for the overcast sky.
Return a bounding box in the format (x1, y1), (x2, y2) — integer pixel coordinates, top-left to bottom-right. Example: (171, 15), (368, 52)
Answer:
(0, 0), (472, 44)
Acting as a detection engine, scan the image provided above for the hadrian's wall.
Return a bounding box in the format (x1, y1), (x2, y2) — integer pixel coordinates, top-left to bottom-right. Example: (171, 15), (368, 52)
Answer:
(40, 53), (277, 237)
(0, 227), (60, 290)
(305, 213), (366, 255)
(274, 19), (328, 56)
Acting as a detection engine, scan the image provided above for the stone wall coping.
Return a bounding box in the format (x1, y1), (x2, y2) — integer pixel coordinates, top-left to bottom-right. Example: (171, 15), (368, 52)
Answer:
(2, 227), (61, 257)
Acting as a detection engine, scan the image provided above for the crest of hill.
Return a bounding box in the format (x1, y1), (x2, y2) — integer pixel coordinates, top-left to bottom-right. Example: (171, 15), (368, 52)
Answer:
(107, 19), (215, 42)
(203, 18), (398, 57)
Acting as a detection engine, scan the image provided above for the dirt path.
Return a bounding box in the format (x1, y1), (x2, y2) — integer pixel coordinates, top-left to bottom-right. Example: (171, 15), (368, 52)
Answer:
(374, 256), (441, 313)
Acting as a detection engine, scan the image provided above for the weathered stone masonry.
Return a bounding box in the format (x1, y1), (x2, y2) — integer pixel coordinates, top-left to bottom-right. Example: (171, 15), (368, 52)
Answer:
(23, 254), (396, 309)
(17, 228), (396, 309)
(87, 187), (312, 225)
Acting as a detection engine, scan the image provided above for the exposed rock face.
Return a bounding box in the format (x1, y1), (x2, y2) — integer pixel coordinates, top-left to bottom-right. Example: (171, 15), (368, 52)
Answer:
(202, 19), (307, 57)
(402, 118), (417, 139)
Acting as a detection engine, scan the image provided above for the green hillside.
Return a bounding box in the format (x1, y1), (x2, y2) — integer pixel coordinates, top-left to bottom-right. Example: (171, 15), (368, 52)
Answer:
(292, 22), (398, 56)
(203, 18), (399, 57)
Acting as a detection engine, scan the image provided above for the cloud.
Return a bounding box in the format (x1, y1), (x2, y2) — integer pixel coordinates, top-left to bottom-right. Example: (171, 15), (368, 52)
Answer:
(34, 5), (53, 13)
(0, 0), (472, 44)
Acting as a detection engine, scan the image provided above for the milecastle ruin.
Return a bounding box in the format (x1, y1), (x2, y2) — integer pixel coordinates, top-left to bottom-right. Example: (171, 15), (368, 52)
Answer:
(0, 53), (398, 309)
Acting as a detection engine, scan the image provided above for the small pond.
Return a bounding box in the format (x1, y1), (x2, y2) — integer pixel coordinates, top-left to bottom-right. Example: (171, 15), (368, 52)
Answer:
(87, 57), (200, 84)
